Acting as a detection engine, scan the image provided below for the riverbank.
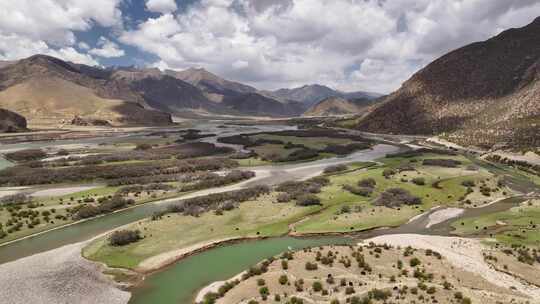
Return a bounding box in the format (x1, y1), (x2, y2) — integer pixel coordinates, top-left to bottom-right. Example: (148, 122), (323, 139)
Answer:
(0, 240), (130, 304)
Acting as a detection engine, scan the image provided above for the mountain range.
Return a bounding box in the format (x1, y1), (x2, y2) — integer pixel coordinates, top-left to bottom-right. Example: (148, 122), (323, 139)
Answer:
(353, 16), (540, 149)
(303, 96), (379, 117)
(0, 56), (378, 127)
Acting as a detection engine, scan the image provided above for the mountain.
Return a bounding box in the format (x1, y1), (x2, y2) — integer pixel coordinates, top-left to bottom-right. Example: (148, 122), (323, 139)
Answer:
(303, 96), (378, 117)
(111, 68), (222, 114)
(221, 93), (304, 117)
(168, 67), (303, 117)
(0, 55), (306, 125)
(354, 17), (540, 149)
(0, 55), (172, 127)
(168, 68), (257, 100)
(269, 84), (381, 107)
(0, 108), (27, 132)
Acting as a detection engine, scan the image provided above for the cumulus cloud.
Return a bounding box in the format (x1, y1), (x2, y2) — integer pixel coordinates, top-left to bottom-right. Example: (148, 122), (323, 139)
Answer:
(0, 33), (99, 66)
(146, 0), (178, 14)
(120, 0), (540, 93)
(89, 37), (125, 58)
(0, 0), (124, 65)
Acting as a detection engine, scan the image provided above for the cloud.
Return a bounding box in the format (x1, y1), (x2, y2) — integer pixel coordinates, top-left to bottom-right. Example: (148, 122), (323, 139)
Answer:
(0, 0), (123, 45)
(117, 0), (539, 93)
(0, 0), (124, 65)
(146, 0), (178, 14)
(1, 0), (538, 92)
(0, 33), (99, 66)
(89, 37), (125, 58)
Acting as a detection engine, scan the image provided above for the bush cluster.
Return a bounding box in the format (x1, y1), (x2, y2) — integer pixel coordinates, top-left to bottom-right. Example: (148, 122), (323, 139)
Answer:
(0, 157), (237, 186)
(109, 229), (141, 246)
(165, 185), (270, 217)
(422, 159), (462, 168)
(376, 188), (422, 208)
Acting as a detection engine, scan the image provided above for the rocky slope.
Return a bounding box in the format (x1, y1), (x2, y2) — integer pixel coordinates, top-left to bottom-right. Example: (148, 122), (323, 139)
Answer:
(169, 68), (257, 99)
(303, 96), (377, 116)
(0, 55), (172, 127)
(0, 55), (310, 125)
(0, 108), (27, 132)
(355, 17), (540, 149)
(168, 68), (303, 117)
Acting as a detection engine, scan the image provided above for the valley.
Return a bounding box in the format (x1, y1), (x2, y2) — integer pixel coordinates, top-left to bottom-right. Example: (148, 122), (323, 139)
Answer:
(0, 118), (539, 304)
(0, 6), (539, 304)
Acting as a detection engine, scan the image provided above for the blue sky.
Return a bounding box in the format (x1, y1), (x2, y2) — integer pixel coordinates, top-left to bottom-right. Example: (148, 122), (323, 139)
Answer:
(0, 0), (539, 93)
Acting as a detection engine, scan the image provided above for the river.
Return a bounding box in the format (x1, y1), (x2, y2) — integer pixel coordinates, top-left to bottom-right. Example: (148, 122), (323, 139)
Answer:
(0, 124), (399, 264)
(1, 122), (537, 304)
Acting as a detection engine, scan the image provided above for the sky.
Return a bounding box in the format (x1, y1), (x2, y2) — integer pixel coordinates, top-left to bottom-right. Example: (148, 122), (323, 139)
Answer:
(0, 0), (538, 93)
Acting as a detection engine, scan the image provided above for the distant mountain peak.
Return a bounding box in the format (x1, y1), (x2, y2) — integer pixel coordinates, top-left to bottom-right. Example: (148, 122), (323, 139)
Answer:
(270, 83), (380, 106)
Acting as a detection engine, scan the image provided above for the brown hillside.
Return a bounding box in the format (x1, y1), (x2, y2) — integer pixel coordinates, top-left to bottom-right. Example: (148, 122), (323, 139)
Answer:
(0, 55), (172, 127)
(356, 17), (540, 149)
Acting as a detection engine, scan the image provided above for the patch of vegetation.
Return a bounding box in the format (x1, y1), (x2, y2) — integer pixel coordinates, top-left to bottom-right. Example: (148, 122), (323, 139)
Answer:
(422, 159), (462, 168)
(109, 230), (141, 246)
(376, 188), (422, 208)
(4, 149), (47, 162)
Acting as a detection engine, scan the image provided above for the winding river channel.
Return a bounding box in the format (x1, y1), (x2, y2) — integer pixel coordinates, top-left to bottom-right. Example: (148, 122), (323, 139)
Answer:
(0, 121), (538, 304)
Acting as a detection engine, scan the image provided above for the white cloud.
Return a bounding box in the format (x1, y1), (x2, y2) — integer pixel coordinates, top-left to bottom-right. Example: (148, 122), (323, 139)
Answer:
(0, 33), (98, 66)
(0, 0), (537, 93)
(0, 0), (123, 46)
(89, 37), (125, 58)
(0, 0), (124, 65)
(119, 0), (539, 93)
(146, 0), (178, 14)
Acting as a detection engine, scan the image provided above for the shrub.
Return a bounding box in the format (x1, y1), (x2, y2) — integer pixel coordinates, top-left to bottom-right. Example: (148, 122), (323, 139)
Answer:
(411, 177), (426, 185)
(312, 281), (323, 292)
(382, 168), (395, 178)
(296, 194), (321, 206)
(376, 188), (422, 208)
(422, 159), (461, 168)
(305, 262), (318, 270)
(5, 149), (47, 162)
(135, 143), (152, 150)
(279, 275), (288, 285)
(324, 164), (348, 174)
(276, 193), (291, 203)
(109, 230), (141, 246)
(358, 178), (376, 188)
(281, 148), (319, 162)
(410, 257), (421, 267)
(343, 185), (372, 197)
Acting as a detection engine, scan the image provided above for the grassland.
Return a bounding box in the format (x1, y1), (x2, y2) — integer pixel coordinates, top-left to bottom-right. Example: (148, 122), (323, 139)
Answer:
(451, 199), (540, 247)
(83, 193), (318, 269)
(83, 151), (513, 271)
(233, 132), (371, 164)
(0, 184), (192, 244)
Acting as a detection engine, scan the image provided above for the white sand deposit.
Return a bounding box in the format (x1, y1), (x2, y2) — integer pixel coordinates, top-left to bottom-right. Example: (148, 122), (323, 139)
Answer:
(0, 241), (130, 304)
